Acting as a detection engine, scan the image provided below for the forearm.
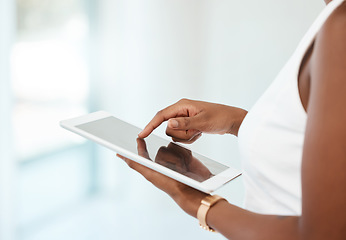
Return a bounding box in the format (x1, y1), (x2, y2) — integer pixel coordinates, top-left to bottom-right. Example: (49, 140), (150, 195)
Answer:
(207, 200), (301, 240)
(174, 189), (301, 240)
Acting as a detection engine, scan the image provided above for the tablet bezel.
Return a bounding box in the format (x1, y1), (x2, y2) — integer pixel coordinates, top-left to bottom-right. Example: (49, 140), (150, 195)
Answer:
(60, 111), (241, 193)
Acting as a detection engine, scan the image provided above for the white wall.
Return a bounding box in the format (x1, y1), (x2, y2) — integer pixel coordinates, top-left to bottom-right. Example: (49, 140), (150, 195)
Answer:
(97, 0), (207, 124)
(0, 0), (15, 239)
(202, 0), (324, 107)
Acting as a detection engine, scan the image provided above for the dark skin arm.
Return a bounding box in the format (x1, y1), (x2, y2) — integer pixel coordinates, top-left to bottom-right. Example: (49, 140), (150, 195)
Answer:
(119, 4), (346, 239)
(300, 4), (346, 239)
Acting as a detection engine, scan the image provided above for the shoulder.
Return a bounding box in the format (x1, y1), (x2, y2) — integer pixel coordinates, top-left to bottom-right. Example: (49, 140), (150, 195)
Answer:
(308, 2), (346, 113)
(327, 1), (346, 23)
(316, 2), (346, 49)
(311, 2), (346, 87)
(325, 1), (346, 29)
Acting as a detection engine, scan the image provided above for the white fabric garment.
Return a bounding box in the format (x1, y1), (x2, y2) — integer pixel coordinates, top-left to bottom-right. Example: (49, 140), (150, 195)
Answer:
(237, 0), (345, 215)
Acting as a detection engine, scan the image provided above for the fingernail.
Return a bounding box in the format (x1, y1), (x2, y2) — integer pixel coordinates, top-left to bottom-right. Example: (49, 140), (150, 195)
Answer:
(168, 119), (179, 128)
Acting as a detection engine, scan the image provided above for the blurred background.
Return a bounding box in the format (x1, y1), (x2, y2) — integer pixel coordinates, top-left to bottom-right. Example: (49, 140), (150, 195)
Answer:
(1, 0), (323, 239)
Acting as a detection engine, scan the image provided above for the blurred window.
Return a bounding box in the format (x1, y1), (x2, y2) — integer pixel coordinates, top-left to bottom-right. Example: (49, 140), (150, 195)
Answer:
(11, 0), (97, 236)
(12, 0), (90, 161)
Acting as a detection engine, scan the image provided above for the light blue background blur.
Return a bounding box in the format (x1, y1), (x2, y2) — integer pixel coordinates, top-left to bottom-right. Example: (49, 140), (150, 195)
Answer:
(1, 0), (323, 239)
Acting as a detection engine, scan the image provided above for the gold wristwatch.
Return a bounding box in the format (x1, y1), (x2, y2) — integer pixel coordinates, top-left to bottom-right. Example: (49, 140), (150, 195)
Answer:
(197, 195), (225, 232)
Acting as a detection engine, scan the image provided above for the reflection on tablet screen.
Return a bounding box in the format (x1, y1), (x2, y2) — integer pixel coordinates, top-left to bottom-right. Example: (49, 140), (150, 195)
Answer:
(76, 117), (229, 182)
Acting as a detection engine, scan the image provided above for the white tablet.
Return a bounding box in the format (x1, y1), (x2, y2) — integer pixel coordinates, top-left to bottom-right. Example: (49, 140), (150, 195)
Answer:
(60, 111), (241, 193)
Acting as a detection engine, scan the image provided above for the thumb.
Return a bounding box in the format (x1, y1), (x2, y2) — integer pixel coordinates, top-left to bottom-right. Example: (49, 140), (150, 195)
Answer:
(168, 115), (203, 131)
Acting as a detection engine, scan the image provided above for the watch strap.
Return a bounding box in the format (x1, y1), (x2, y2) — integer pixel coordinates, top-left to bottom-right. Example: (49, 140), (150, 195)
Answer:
(197, 195), (225, 232)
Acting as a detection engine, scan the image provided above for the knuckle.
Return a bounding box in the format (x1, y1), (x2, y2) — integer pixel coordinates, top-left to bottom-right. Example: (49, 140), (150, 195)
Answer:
(155, 110), (163, 117)
(183, 117), (190, 127)
(178, 98), (189, 104)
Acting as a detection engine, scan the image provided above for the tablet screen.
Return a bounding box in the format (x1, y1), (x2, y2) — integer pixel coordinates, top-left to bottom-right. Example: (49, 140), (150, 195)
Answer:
(76, 116), (229, 182)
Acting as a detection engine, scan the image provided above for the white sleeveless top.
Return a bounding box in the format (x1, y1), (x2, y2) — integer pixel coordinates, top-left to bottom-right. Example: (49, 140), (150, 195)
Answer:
(237, 0), (345, 215)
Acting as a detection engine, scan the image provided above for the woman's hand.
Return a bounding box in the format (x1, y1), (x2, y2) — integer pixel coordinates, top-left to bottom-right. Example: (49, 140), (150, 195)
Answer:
(138, 99), (247, 143)
(117, 138), (208, 217)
